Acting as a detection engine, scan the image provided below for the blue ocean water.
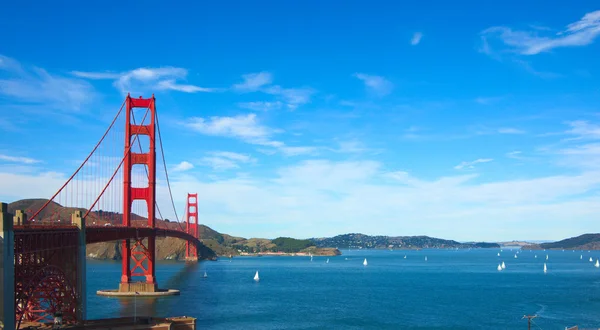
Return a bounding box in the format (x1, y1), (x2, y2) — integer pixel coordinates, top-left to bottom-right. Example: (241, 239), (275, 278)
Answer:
(87, 249), (600, 329)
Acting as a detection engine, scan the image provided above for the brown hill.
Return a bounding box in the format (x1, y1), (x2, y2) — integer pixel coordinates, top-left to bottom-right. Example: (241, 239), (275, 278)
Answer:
(523, 234), (600, 250)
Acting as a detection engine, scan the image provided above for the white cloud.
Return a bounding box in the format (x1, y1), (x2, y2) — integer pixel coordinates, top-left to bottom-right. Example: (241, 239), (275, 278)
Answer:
(474, 96), (503, 105)
(564, 120), (600, 140)
(232, 72), (314, 109)
(72, 67), (217, 94)
(185, 114), (314, 155)
(172, 161), (194, 172)
(200, 151), (256, 171)
(279, 146), (318, 156)
(354, 73), (394, 96)
(454, 158), (493, 170)
(186, 114), (275, 145)
(156, 79), (217, 93)
(506, 151), (523, 159)
(238, 101), (283, 111)
(411, 32), (423, 45)
(264, 86), (314, 110)
(481, 10), (600, 55)
(0, 154), (40, 164)
(497, 127), (526, 134)
(0, 55), (95, 111)
(232, 72), (273, 92)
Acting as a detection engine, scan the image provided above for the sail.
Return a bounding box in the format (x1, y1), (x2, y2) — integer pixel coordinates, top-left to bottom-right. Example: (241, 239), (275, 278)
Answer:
(497, 264), (502, 271)
(363, 258), (368, 266)
(546, 255), (548, 260)
(204, 272), (207, 278)
(514, 254), (517, 259)
(590, 257), (594, 262)
(497, 252), (500, 256)
(596, 260), (600, 268)
(425, 256), (428, 261)
(326, 258), (329, 263)
(254, 271), (260, 281)
(543, 263), (547, 273)
(501, 261), (506, 269)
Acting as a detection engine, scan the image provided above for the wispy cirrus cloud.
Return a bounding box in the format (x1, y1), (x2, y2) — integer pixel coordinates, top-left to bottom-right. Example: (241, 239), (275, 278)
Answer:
(497, 127), (526, 134)
(353, 73), (394, 97)
(454, 158), (493, 170)
(232, 72), (314, 110)
(238, 101), (283, 111)
(185, 114), (316, 156)
(72, 67), (219, 94)
(0, 55), (95, 111)
(481, 10), (600, 55)
(200, 151), (256, 171)
(172, 161), (194, 172)
(232, 72), (273, 92)
(411, 32), (423, 45)
(0, 153), (40, 164)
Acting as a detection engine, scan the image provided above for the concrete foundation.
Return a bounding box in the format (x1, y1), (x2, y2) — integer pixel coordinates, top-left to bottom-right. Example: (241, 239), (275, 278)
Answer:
(119, 281), (159, 293)
(96, 288), (180, 297)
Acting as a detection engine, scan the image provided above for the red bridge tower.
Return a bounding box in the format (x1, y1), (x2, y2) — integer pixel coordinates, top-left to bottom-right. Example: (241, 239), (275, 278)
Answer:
(185, 193), (199, 261)
(120, 94), (158, 292)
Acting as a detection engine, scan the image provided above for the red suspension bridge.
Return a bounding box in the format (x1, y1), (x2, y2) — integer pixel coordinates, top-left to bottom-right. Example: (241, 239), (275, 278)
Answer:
(0, 95), (202, 330)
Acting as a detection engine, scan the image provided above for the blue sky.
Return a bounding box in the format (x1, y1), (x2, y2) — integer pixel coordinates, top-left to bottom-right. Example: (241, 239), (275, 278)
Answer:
(1, 1), (600, 241)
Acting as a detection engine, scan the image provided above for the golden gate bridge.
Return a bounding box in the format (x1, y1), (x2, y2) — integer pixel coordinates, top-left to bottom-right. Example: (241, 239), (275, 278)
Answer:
(0, 94), (201, 329)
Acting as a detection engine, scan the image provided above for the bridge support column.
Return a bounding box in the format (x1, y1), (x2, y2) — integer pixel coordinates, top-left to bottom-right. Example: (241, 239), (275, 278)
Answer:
(72, 211), (86, 322)
(0, 203), (15, 330)
(185, 193), (199, 262)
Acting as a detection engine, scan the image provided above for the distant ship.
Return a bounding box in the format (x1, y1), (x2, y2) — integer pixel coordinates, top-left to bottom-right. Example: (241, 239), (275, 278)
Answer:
(254, 271), (260, 281)
(363, 258), (368, 266)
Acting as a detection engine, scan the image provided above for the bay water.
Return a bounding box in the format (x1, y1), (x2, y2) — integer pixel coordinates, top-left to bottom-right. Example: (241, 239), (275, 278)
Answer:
(87, 249), (600, 329)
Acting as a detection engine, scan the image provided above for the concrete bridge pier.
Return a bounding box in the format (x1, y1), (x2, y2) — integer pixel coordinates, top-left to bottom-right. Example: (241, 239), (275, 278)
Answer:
(72, 210), (87, 322)
(0, 203), (15, 330)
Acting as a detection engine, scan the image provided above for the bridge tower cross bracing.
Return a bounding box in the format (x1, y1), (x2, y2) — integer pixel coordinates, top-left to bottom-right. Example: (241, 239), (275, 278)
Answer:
(120, 94), (158, 292)
(185, 193), (199, 261)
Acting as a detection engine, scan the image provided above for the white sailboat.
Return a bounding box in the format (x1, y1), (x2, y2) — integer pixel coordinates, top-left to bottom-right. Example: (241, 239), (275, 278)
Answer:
(254, 271), (260, 281)
(425, 256), (428, 261)
(501, 261), (506, 269)
(203, 271), (208, 278)
(596, 260), (600, 268)
(497, 264), (502, 271)
(590, 257), (594, 262)
(310, 255), (313, 262)
(497, 252), (500, 257)
(546, 255), (548, 260)
(581, 255), (583, 260)
(326, 258), (329, 264)
(514, 254), (518, 259)
(543, 263), (547, 273)
(363, 258), (368, 266)
(404, 255), (407, 259)
(534, 255), (537, 258)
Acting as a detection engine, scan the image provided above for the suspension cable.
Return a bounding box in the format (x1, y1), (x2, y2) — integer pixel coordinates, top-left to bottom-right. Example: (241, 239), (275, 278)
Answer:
(31, 100), (126, 221)
(84, 103), (152, 218)
(156, 110), (184, 229)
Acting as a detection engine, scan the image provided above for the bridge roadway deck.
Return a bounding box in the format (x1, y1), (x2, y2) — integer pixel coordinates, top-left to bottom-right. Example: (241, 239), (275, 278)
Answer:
(13, 224), (201, 245)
